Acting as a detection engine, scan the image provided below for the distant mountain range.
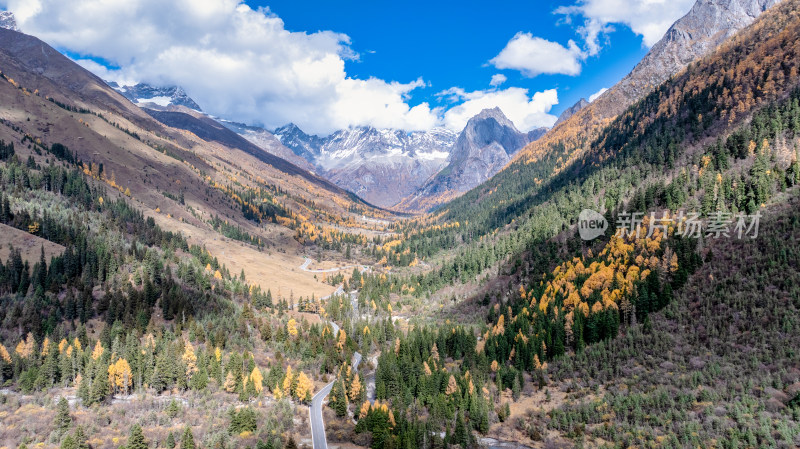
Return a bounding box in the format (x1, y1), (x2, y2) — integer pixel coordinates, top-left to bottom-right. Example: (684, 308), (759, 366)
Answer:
(273, 124), (458, 207)
(103, 79), (538, 209)
(50, 0), (780, 213)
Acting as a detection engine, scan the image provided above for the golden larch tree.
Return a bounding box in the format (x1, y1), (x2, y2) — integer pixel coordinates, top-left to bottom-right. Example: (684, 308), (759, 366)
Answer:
(349, 373), (362, 402)
(182, 341), (198, 380)
(283, 365), (295, 396)
(250, 366), (264, 393)
(295, 371), (313, 402)
(287, 319), (298, 337)
(445, 375), (459, 396)
(91, 341), (104, 361)
(108, 358), (133, 395)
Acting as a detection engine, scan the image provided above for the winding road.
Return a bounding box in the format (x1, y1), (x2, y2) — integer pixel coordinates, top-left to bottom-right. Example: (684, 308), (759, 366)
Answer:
(310, 351), (362, 449)
(300, 257), (373, 449)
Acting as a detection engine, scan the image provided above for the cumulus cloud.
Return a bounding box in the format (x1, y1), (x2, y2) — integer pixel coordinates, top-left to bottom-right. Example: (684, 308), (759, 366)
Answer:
(588, 87), (608, 102)
(490, 33), (584, 77)
(439, 87), (558, 132)
(556, 0), (696, 53)
(2, 0), (440, 134)
(489, 74), (507, 87)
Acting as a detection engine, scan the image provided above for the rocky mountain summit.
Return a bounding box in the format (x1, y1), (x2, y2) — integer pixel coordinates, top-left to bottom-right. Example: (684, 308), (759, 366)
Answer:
(592, 0), (782, 115)
(554, 98), (590, 126)
(397, 107), (544, 211)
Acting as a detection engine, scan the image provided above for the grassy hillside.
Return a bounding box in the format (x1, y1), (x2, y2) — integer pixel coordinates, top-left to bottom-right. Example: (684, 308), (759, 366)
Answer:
(0, 27), (397, 302)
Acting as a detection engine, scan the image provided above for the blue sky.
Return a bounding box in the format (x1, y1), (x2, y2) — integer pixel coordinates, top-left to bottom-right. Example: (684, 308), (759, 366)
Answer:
(2, 0), (697, 134)
(262, 0), (649, 117)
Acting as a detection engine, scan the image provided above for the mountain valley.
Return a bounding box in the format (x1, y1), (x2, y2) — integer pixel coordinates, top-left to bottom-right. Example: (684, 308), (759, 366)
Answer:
(0, 1), (799, 448)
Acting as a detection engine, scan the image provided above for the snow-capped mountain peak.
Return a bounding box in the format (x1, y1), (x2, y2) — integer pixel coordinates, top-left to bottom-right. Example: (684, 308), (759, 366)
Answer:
(108, 82), (203, 111)
(271, 123), (457, 207)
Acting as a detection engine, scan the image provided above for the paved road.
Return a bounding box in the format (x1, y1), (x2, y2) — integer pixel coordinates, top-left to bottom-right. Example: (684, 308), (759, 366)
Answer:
(303, 258), (373, 449)
(310, 351), (362, 449)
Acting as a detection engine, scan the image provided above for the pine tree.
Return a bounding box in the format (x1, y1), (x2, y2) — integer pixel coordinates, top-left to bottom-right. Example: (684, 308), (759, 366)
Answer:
(60, 435), (77, 449)
(164, 432), (176, 449)
(180, 426), (196, 449)
(453, 412), (470, 448)
(331, 379), (348, 417)
(90, 369), (109, 405)
(54, 396), (72, 434)
(127, 424), (149, 449)
(74, 425), (89, 449)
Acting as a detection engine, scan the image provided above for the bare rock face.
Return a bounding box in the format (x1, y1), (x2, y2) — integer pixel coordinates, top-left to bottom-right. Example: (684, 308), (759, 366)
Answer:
(594, 0), (782, 116)
(444, 107), (530, 189)
(399, 107), (545, 210)
(554, 98), (590, 126)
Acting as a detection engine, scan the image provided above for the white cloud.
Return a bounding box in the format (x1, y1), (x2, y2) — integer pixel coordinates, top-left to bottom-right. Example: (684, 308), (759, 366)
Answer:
(489, 74), (507, 87)
(440, 87), (559, 132)
(556, 0), (696, 52)
(2, 0), (440, 135)
(490, 33), (584, 77)
(588, 87), (608, 102)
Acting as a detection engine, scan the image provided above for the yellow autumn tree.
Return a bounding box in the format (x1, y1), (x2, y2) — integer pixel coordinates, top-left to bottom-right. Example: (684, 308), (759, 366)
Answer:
(250, 366), (264, 393)
(282, 365), (295, 396)
(108, 358), (133, 395)
(336, 330), (347, 351)
(91, 341), (104, 361)
(15, 333), (35, 359)
(349, 373), (362, 402)
(0, 343), (11, 363)
(359, 401), (371, 419)
(287, 319), (298, 337)
(445, 375), (459, 396)
(183, 341), (198, 380)
(58, 338), (68, 354)
(40, 337), (51, 356)
(295, 371), (313, 402)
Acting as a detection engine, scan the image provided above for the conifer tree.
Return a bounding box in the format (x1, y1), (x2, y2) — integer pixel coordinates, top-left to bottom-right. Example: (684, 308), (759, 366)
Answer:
(127, 424), (149, 449)
(180, 426), (196, 449)
(54, 397), (72, 434)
